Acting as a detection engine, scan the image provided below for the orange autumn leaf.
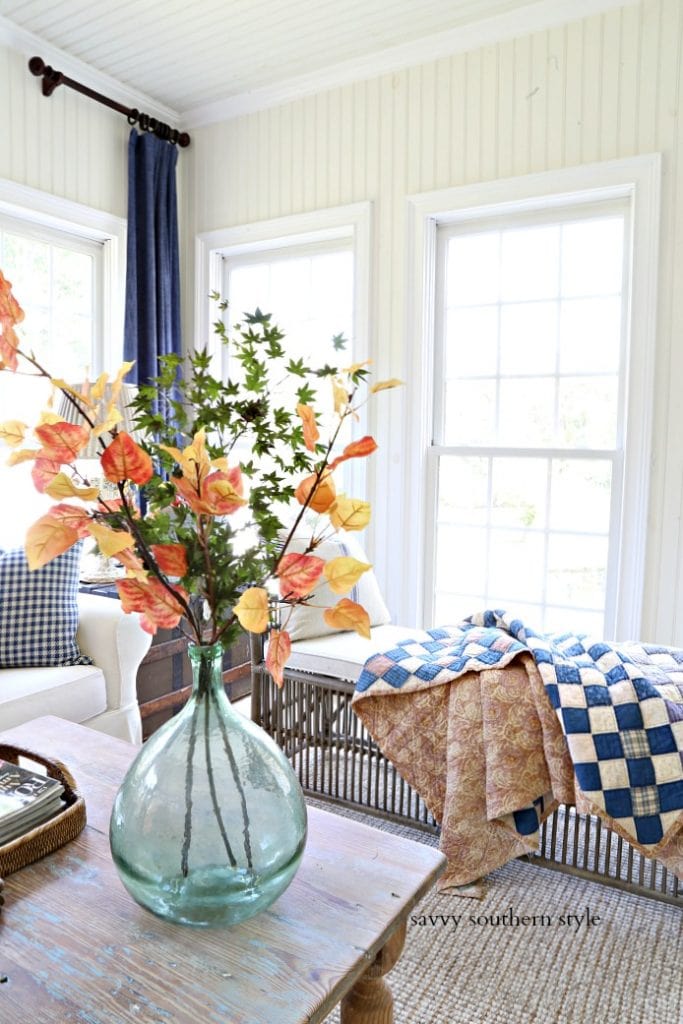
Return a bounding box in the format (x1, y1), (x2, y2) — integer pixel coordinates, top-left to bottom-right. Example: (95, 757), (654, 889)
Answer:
(294, 471), (337, 513)
(296, 403), (320, 452)
(233, 587), (270, 633)
(328, 495), (371, 532)
(0, 270), (24, 372)
(34, 421), (90, 463)
(48, 503), (92, 539)
(266, 629), (292, 688)
(323, 598), (371, 639)
(31, 457), (62, 493)
(151, 543), (188, 577)
(116, 577), (187, 635)
(328, 435), (378, 472)
(277, 552), (325, 600)
(100, 432), (153, 485)
(116, 546), (147, 577)
(175, 468), (246, 516)
(25, 514), (79, 570)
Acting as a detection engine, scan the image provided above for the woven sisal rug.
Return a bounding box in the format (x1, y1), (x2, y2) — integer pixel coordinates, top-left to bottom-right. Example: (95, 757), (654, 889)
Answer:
(312, 800), (683, 1024)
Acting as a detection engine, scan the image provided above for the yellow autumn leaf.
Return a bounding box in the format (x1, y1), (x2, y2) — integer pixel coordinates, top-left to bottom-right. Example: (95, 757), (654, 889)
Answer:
(344, 359), (372, 375)
(93, 401), (123, 436)
(323, 598), (371, 639)
(332, 379), (349, 415)
(6, 447), (38, 466)
(90, 372), (109, 400)
(233, 586), (270, 633)
(87, 522), (136, 557)
(113, 361), (135, 386)
(44, 472), (100, 502)
(322, 556), (372, 595)
(328, 495), (371, 532)
(370, 378), (404, 393)
(51, 379), (92, 405)
(0, 420), (27, 447)
(160, 429), (212, 486)
(25, 515), (79, 570)
(37, 410), (62, 425)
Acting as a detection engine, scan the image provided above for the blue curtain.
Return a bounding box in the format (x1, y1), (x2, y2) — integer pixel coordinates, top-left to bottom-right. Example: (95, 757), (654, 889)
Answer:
(124, 130), (181, 386)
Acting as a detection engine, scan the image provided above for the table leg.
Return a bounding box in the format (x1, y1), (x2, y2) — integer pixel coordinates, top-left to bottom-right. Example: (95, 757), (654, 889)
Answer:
(340, 920), (407, 1024)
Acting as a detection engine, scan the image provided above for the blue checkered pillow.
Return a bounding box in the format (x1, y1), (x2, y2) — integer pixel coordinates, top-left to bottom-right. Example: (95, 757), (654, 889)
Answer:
(0, 543), (92, 668)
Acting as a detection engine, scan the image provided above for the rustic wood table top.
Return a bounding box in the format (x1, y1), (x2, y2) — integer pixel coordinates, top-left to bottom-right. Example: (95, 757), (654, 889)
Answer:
(0, 717), (445, 1024)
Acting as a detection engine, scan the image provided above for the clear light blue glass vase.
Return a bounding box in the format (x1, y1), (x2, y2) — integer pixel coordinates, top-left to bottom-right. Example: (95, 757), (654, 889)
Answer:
(109, 642), (307, 927)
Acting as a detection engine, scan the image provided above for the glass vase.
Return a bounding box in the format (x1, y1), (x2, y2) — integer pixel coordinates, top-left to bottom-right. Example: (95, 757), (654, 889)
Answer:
(109, 642), (307, 927)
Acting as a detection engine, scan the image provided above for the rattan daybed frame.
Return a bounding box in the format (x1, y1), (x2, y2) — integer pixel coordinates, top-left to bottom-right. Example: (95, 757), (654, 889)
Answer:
(250, 633), (682, 907)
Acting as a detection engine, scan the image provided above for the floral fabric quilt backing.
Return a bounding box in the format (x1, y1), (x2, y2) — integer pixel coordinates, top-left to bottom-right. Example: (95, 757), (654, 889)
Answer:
(351, 610), (683, 893)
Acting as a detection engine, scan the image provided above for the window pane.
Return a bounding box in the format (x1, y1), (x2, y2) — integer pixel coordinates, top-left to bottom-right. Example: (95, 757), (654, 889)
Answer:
(500, 224), (560, 301)
(444, 379), (496, 445)
(438, 456), (489, 526)
(561, 217), (624, 297)
(497, 377), (555, 446)
(491, 457), (547, 529)
(549, 460), (612, 533)
(559, 297), (621, 374)
(499, 301), (557, 376)
(558, 376), (618, 448)
(435, 524), (487, 595)
(488, 529), (546, 603)
(446, 232), (499, 305)
(546, 533), (608, 609)
(445, 306), (498, 377)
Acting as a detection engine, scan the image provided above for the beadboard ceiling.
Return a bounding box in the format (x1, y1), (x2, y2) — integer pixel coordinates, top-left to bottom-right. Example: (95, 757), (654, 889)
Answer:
(0, 0), (637, 125)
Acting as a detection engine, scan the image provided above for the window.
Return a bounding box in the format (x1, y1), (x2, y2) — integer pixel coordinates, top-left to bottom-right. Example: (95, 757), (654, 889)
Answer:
(0, 213), (110, 546)
(431, 205), (627, 636)
(197, 203), (371, 497)
(407, 157), (661, 639)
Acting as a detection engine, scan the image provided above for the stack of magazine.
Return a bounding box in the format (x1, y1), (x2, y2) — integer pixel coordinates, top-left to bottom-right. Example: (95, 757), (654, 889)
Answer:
(0, 760), (66, 846)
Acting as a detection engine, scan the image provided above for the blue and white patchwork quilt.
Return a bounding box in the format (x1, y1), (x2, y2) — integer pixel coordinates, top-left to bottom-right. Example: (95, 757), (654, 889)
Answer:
(356, 610), (683, 851)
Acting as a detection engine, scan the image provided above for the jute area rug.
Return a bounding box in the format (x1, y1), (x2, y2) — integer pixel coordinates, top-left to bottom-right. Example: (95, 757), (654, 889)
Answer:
(311, 801), (683, 1024)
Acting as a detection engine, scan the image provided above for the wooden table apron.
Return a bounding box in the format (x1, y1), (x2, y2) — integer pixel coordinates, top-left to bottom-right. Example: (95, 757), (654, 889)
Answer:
(0, 718), (445, 1024)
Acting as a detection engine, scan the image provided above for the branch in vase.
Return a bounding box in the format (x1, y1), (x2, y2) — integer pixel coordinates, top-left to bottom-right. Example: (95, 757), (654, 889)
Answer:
(203, 690), (238, 869)
(212, 690), (253, 869)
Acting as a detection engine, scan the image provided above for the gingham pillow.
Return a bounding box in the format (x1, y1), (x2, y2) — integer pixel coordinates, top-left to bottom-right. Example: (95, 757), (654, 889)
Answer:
(0, 543), (92, 668)
(282, 531), (391, 641)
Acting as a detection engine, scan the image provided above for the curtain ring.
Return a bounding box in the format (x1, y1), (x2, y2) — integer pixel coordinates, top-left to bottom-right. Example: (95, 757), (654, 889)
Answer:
(127, 108), (139, 126)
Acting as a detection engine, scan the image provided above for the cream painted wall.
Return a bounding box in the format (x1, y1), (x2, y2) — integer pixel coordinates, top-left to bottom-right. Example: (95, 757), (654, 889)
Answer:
(187, 0), (683, 644)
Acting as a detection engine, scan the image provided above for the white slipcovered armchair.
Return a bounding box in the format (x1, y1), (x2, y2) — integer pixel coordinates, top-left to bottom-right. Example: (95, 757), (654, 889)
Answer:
(0, 593), (151, 743)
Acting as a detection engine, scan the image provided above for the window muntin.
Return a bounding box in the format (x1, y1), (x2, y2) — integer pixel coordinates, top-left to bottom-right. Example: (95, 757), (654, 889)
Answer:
(430, 201), (629, 637)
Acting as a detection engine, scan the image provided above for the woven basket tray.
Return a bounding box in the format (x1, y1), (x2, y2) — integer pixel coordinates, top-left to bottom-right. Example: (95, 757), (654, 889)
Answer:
(0, 743), (86, 878)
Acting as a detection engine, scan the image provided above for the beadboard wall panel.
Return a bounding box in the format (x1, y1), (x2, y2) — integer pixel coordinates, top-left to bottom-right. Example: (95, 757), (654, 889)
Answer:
(187, 0), (683, 645)
(0, 44), (130, 217)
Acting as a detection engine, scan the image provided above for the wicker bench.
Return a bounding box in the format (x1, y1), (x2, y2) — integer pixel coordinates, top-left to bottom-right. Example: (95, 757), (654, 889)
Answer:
(250, 628), (682, 906)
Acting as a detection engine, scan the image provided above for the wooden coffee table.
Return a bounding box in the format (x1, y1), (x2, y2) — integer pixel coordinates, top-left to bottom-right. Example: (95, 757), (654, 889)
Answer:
(0, 717), (445, 1023)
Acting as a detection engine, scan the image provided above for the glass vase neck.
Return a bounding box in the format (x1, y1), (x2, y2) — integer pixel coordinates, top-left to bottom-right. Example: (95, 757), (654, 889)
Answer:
(187, 642), (224, 698)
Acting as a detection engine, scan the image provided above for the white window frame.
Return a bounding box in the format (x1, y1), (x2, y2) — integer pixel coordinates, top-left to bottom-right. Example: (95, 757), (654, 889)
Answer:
(405, 155), (661, 638)
(195, 202), (372, 496)
(0, 180), (126, 375)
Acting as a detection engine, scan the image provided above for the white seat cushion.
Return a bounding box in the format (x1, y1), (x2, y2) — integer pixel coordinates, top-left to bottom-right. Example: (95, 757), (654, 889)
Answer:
(0, 664), (108, 730)
(286, 624), (431, 682)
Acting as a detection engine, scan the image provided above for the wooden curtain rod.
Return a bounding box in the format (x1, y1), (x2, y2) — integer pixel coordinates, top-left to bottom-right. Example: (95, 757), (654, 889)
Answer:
(28, 56), (191, 148)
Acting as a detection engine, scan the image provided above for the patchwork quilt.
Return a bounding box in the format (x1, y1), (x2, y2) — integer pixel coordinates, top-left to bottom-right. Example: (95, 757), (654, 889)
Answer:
(352, 610), (683, 892)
